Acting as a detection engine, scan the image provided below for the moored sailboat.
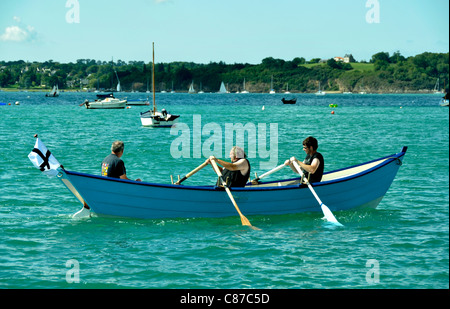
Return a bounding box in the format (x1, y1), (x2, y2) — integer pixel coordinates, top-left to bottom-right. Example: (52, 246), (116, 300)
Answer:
(241, 78), (249, 93)
(218, 81), (227, 93)
(269, 75), (275, 94)
(45, 85), (59, 97)
(315, 81), (326, 95)
(140, 43), (180, 127)
(188, 81), (196, 94)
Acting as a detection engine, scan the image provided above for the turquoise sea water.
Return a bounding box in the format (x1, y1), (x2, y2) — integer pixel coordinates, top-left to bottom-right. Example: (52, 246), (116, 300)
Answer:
(0, 91), (448, 289)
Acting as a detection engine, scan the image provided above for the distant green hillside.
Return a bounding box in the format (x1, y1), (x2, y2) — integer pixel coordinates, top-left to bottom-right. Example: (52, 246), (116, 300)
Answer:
(0, 51), (448, 93)
(300, 62), (374, 71)
(349, 63), (375, 72)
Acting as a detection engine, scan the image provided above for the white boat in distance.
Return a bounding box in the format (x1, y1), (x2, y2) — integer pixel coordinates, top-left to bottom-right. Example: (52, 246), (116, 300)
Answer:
(218, 81), (227, 93)
(285, 83), (290, 94)
(140, 42), (180, 127)
(188, 81), (196, 93)
(45, 85), (59, 97)
(83, 97), (127, 109)
(433, 78), (443, 94)
(315, 82), (326, 95)
(241, 78), (249, 93)
(269, 75), (275, 94)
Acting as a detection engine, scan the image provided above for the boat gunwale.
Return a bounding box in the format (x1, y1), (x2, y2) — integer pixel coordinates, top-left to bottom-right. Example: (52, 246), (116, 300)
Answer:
(62, 147), (407, 192)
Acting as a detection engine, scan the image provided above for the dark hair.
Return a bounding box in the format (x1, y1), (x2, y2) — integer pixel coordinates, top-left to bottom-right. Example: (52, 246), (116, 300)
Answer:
(303, 136), (318, 150)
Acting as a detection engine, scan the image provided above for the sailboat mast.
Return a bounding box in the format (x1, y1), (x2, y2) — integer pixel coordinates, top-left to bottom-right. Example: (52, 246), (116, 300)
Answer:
(152, 42), (156, 114)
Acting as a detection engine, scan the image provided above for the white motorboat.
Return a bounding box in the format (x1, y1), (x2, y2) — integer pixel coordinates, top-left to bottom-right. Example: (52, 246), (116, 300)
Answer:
(83, 97), (127, 109)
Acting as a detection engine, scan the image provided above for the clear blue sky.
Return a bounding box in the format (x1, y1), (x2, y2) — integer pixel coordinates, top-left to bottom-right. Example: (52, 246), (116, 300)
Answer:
(1, 0), (448, 64)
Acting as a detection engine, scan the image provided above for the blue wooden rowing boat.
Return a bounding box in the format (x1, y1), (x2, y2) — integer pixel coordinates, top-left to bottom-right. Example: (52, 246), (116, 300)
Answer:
(57, 147), (407, 219)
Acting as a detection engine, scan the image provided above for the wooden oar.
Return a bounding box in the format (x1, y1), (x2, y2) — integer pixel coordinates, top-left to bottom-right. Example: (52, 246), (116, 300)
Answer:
(292, 160), (343, 226)
(251, 164), (285, 184)
(175, 161), (209, 185)
(210, 160), (260, 230)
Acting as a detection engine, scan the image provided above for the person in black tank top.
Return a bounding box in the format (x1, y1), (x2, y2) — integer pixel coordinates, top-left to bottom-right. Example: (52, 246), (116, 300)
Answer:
(205, 146), (251, 188)
(284, 136), (324, 183)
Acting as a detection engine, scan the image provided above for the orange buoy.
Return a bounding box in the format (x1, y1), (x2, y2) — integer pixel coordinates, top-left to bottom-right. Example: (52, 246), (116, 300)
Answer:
(331, 110), (335, 114)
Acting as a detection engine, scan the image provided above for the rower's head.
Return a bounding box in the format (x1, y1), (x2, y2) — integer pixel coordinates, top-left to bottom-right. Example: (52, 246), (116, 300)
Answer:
(111, 140), (125, 157)
(229, 146), (246, 162)
(302, 136), (318, 154)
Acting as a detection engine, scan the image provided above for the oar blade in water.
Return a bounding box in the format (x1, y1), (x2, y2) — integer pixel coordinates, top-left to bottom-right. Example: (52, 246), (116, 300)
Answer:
(241, 216), (261, 230)
(321, 204), (343, 226)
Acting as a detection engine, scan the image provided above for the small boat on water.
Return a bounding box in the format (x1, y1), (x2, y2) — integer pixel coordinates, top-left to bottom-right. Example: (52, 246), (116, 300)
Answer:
(140, 43), (180, 127)
(127, 98), (150, 106)
(45, 85), (59, 97)
(188, 81), (196, 94)
(218, 81), (227, 93)
(315, 82), (326, 96)
(282, 98), (297, 104)
(269, 76), (275, 94)
(140, 109), (180, 127)
(440, 93), (449, 107)
(241, 78), (249, 93)
(82, 97), (127, 109)
(28, 138), (407, 221)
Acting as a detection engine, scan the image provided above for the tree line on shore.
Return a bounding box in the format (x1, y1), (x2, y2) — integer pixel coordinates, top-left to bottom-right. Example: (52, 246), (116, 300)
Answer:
(0, 51), (448, 93)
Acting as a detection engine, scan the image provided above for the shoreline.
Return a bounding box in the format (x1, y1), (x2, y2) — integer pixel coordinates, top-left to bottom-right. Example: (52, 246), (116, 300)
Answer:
(0, 88), (444, 95)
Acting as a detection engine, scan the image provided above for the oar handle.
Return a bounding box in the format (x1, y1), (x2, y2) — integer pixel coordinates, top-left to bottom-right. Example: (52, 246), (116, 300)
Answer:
(175, 161), (209, 185)
(251, 164), (285, 182)
(210, 160), (225, 184)
(292, 160), (322, 205)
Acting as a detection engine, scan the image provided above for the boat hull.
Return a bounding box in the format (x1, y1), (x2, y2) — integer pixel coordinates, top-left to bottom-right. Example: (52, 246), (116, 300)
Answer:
(140, 112), (180, 127)
(58, 148), (407, 219)
(86, 99), (127, 109)
(127, 99), (150, 106)
(282, 98), (297, 104)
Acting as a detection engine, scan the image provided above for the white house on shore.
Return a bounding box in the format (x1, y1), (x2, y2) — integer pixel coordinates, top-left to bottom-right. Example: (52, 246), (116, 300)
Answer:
(333, 54), (354, 63)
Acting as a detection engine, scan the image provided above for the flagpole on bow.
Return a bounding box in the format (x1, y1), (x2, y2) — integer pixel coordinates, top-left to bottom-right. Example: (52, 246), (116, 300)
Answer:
(28, 134), (62, 177)
(29, 134), (90, 218)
